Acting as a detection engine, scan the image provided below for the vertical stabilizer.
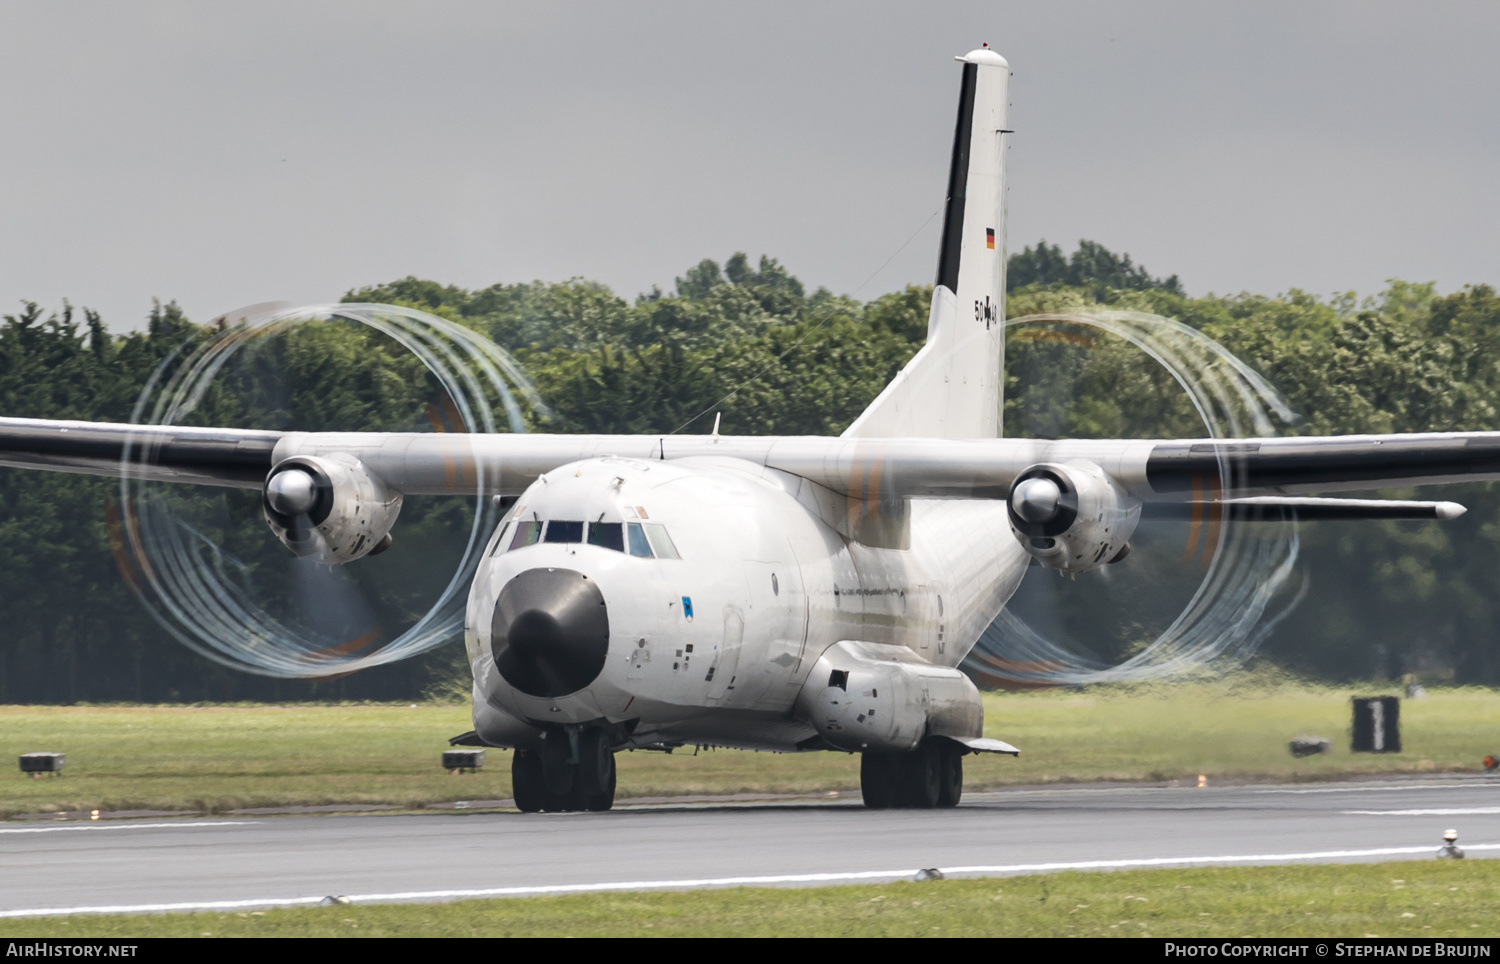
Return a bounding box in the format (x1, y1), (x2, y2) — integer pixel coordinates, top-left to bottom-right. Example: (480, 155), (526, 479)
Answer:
(846, 47), (1009, 439)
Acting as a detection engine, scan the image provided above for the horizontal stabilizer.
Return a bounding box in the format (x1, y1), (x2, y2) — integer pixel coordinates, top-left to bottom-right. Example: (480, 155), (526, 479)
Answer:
(1140, 497), (1466, 522)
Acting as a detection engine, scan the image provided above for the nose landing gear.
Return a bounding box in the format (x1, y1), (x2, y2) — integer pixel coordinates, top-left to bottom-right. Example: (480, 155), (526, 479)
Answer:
(860, 739), (963, 809)
(512, 726), (617, 813)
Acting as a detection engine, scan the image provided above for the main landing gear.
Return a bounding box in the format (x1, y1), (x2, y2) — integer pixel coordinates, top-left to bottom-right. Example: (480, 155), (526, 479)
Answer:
(860, 739), (964, 809)
(512, 727), (617, 813)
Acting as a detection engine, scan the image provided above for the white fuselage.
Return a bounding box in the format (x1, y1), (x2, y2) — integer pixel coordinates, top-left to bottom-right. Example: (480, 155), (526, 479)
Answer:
(465, 454), (1029, 751)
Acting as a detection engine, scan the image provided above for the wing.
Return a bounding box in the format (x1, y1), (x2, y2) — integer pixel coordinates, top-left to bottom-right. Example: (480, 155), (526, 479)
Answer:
(0, 416), (281, 488)
(269, 429), (1500, 501)
(5, 415), (1499, 507)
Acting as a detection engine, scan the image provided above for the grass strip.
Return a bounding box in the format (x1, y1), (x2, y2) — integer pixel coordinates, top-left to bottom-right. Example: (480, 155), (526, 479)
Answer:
(2, 680), (1497, 818)
(2, 859), (1497, 937)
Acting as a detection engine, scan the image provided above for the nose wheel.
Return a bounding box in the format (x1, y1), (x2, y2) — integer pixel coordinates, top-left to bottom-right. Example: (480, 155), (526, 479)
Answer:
(860, 739), (963, 809)
(512, 727), (617, 813)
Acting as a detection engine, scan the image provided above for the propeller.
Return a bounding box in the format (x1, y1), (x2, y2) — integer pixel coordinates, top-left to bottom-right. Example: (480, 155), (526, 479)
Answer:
(115, 303), (544, 679)
(967, 309), (1304, 689)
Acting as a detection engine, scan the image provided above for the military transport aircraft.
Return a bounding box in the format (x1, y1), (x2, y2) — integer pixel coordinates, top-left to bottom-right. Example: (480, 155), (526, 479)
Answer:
(0, 46), (1492, 813)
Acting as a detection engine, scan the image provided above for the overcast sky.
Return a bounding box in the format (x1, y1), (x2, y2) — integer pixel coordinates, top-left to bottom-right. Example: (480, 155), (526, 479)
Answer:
(3, 2), (1497, 330)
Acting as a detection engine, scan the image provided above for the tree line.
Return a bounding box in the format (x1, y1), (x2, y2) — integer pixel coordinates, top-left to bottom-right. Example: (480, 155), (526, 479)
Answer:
(1, 241), (1497, 702)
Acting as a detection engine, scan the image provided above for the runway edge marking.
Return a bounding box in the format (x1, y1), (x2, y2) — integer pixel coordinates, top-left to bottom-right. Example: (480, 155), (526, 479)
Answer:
(0, 820), (252, 835)
(2, 843), (1497, 918)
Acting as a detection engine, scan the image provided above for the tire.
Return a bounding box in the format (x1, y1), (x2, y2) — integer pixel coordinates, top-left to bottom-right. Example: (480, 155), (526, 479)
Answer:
(860, 752), (899, 809)
(577, 728), (612, 797)
(937, 741), (963, 808)
(511, 749), (546, 813)
(898, 741), (942, 809)
(585, 752), (617, 812)
(540, 731), (575, 797)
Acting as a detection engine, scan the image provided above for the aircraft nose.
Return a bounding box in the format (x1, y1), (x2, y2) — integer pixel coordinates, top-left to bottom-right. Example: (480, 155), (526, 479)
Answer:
(491, 568), (610, 698)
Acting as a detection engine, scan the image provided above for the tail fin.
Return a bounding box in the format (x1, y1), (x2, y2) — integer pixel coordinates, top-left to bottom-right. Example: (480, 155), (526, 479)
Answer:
(845, 47), (1009, 440)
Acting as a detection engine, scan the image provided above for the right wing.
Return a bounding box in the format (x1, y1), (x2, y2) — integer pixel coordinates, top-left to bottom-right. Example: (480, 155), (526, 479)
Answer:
(0, 416), (282, 488)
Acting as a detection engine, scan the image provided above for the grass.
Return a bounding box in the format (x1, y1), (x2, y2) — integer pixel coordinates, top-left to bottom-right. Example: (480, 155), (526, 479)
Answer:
(1, 678), (1497, 818)
(2, 860), (1495, 937)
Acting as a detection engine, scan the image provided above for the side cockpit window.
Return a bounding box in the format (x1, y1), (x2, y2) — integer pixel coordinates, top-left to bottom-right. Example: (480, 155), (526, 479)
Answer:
(487, 521), (513, 556)
(626, 522), (652, 558)
(509, 520), (542, 551)
(643, 523), (681, 560)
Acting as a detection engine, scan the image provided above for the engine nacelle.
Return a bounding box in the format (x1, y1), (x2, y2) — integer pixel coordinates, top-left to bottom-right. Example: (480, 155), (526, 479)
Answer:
(795, 641), (983, 753)
(1007, 460), (1140, 574)
(262, 454), (402, 564)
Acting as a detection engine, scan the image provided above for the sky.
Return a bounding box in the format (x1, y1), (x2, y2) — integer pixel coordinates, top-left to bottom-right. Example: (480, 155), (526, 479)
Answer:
(3, 2), (1497, 331)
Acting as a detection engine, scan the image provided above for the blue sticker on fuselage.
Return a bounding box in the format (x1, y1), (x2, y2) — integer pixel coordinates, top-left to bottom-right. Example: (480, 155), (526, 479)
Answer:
(682, 596), (693, 621)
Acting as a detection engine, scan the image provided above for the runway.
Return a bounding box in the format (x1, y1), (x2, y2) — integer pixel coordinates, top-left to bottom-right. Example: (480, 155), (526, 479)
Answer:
(3, 776), (1498, 917)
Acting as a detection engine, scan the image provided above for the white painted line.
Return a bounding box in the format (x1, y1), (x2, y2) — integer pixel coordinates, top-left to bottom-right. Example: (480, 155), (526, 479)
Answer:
(0, 821), (250, 835)
(940, 843), (1500, 875)
(1257, 783), (1492, 794)
(3, 842), (1497, 918)
(1343, 808), (1500, 816)
(0, 896), (327, 918)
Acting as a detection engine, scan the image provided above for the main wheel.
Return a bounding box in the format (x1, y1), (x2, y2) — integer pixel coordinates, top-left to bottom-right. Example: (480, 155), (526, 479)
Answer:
(585, 751), (617, 812)
(577, 728), (612, 797)
(937, 742), (963, 808)
(540, 731), (575, 798)
(511, 749), (546, 813)
(897, 741), (942, 809)
(860, 752), (899, 809)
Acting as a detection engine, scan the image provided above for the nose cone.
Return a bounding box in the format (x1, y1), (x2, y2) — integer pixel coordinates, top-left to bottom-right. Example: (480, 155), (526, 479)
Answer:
(491, 568), (609, 698)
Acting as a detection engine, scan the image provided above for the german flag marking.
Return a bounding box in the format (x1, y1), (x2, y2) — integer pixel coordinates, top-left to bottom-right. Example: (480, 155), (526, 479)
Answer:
(985, 228), (996, 250)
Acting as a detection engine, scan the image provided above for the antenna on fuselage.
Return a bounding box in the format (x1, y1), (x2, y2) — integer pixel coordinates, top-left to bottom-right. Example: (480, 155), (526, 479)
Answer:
(712, 412), (721, 441)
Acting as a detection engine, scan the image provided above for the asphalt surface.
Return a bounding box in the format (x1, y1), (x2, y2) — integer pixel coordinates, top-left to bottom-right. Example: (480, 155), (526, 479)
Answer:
(3, 777), (1498, 916)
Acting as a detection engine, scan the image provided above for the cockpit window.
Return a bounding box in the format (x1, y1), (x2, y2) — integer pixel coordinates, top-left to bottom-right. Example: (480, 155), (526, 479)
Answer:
(588, 522), (624, 552)
(643, 523), (681, 560)
(509, 520), (542, 550)
(504, 519), (675, 556)
(626, 523), (652, 558)
(488, 521), (513, 556)
(544, 521), (584, 544)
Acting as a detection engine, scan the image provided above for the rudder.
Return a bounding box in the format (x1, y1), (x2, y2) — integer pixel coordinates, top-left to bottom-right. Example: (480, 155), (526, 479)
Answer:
(846, 47), (1009, 440)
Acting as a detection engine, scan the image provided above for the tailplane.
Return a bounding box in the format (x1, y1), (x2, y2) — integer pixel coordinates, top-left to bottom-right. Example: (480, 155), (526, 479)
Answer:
(845, 47), (1009, 440)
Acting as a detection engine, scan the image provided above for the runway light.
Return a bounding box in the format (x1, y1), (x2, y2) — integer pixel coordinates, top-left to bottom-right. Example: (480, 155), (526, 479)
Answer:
(1483, 755), (1498, 773)
(914, 868), (945, 881)
(90, 810), (99, 821)
(320, 896), (352, 906)
(1197, 774), (1207, 788)
(1438, 829), (1465, 860)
